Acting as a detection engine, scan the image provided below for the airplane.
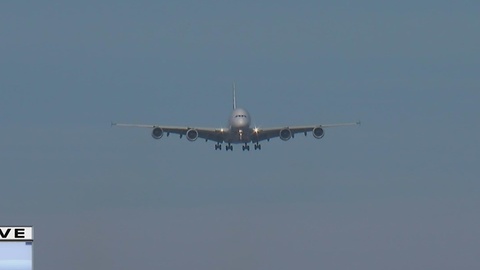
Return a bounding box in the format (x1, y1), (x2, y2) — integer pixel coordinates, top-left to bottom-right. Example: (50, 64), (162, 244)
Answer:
(112, 84), (360, 151)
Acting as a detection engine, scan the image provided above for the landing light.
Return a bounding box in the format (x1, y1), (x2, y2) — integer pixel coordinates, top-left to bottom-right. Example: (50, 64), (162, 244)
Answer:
(254, 128), (259, 133)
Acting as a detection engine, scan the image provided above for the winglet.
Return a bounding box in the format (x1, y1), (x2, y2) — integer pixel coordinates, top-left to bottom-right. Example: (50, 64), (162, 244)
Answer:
(232, 82), (237, 110)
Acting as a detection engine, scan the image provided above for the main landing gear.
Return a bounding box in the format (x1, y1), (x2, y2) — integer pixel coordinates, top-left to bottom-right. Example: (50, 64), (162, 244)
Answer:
(242, 143), (262, 151)
(214, 143), (233, 151)
(215, 143), (261, 151)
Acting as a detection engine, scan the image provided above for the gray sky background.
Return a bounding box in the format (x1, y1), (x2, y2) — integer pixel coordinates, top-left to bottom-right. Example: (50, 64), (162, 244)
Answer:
(1, 1), (479, 269)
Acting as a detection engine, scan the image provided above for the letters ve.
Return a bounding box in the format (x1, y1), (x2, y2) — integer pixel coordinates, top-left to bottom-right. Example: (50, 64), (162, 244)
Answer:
(0, 228), (25, 238)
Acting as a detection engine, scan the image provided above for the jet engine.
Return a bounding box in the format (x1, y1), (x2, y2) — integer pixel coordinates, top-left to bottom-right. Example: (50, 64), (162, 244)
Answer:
(151, 127), (164, 139)
(312, 127), (324, 139)
(186, 129), (199, 141)
(279, 128), (292, 141)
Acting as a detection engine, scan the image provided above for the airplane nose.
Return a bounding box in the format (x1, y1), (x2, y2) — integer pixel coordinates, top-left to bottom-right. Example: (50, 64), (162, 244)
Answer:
(233, 118), (248, 128)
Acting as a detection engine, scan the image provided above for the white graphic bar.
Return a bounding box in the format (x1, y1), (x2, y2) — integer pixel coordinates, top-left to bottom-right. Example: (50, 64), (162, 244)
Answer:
(0, 227), (33, 241)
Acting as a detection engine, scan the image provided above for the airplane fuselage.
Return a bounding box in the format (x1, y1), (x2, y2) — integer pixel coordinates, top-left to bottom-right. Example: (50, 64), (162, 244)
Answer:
(225, 108), (254, 144)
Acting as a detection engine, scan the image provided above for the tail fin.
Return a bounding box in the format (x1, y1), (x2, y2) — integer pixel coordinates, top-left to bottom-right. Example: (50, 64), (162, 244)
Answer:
(232, 82), (237, 109)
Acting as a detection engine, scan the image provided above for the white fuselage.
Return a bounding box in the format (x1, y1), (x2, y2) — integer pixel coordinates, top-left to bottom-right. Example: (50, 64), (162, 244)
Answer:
(225, 108), (253, 143)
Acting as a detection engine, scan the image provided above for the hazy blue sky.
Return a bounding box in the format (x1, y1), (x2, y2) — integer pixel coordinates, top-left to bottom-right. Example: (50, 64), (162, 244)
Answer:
(1, 1), (479, 269)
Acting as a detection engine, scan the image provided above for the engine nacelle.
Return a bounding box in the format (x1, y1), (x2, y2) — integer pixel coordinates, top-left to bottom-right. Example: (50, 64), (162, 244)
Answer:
(186, 129), (199, 141)
(151, 127), (164, 139)
(279, 128), (292, 141)
(313, 127), (324, 139)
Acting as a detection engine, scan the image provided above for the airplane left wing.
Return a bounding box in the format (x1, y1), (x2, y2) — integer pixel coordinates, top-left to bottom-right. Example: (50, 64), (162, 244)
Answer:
(111, 123), (226, 143)
(252, 121), (360, 142)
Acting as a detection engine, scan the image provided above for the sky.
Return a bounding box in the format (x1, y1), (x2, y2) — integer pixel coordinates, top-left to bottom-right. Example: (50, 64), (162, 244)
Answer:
(1, 1), (479, 269)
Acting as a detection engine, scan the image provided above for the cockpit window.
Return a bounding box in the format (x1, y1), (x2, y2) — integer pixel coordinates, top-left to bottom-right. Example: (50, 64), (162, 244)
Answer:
(235, 115), (247, 118)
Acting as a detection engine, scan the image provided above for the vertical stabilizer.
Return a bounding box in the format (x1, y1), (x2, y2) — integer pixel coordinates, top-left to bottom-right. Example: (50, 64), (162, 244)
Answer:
(232, 82), (237, 109)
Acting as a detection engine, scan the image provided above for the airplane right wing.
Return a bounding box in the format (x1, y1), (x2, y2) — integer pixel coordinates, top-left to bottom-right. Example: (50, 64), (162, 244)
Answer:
(111, 123), (226, 143)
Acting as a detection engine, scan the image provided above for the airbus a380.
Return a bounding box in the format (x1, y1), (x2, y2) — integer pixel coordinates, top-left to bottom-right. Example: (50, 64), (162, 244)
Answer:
(112, 84), (360, 151)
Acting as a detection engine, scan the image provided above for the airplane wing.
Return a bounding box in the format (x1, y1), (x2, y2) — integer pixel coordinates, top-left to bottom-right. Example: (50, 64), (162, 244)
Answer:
(253, 121), (360, 142)
(111, 123), (226, 143)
